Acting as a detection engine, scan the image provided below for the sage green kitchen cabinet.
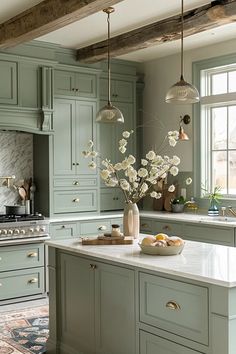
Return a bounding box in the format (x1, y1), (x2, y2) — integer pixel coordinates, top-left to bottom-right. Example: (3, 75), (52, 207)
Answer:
(54, 69), (97, 98)
(53, 98), (96, 176)
(19, 62), (41, 108)
(53, 251), (135, 354)
(140, 331), (202, 354)
(0, 60), (17, 105)
(50, 222), (77, 239)
(153, 220), (183, 236)
(100, 188), (124, 211)
(100, 77), (134, 103)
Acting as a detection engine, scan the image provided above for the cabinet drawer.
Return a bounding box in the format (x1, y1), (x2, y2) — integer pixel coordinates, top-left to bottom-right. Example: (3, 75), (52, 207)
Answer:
(183, 224), (235, 246)
(50, 223), (77, 239)
(80, 220), (111, 235)
(140, 218), (153, 234)
(139, 273), (208, 345)
(153, 220), (183, 236)
(53, 190), (97, 213)
(53, 178), (97, 189)
(140, 330), (201, 354)
(0, 244), (44, 272)
(0, 267), (44, 301)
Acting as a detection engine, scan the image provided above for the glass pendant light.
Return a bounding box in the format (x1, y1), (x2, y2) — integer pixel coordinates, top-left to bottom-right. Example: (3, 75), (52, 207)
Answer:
(96, 7), (124, 123)
(165, 0), (200, 104)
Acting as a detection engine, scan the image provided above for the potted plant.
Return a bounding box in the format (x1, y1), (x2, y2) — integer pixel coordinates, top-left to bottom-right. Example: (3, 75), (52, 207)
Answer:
(171, 196), (186, 213)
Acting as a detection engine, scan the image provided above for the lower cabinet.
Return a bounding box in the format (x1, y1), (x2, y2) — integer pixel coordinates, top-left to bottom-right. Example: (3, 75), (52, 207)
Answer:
(54, 252), (135, 354)
(140, 331), (202, 354)
(50, 222), (77, 239)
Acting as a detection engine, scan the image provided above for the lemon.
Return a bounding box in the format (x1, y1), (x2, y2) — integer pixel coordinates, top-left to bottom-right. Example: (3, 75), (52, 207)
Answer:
(155, 233), (169, 241)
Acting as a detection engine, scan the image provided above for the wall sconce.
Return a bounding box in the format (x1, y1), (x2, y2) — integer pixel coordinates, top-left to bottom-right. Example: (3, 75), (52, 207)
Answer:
(179, 114), (190, 141)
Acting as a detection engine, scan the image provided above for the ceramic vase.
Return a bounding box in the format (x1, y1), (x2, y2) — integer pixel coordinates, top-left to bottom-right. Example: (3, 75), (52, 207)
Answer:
(123, 202), (140, 238)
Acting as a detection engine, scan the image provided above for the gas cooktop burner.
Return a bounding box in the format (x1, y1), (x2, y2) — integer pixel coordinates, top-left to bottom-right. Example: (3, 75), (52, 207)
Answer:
(0, 213), (44, 223)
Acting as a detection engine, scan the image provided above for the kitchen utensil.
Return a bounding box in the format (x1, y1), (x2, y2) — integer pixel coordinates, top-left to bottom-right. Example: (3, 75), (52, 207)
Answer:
(5, 205), (26, 215)
(18, 186), (26, 201)
(30, 181), (36, 214)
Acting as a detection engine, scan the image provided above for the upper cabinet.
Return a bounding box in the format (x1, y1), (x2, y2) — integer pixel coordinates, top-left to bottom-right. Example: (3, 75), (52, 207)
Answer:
(0, 60), (17, 105)
(100, 77), (134, 103)
(54, 69), (97, 98)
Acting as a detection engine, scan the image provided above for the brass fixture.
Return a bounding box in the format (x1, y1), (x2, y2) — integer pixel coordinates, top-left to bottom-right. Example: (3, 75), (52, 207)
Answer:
(0, 175), (15, 188)
(228, 206), (236, 217)
(96, 7), (124, 124)
(179, 114), (190, 141)
(166, 301), (181, 311)
(165, 0), (200, 104)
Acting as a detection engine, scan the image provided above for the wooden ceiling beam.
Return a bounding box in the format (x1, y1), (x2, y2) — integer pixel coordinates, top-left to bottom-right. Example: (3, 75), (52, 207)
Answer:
(77, 0), (236, 63)
(0, 0), (124, 49)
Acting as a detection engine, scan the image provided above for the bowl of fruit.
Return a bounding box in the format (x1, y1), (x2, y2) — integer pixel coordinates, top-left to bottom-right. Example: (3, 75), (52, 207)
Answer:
(139, 233), (184, 255)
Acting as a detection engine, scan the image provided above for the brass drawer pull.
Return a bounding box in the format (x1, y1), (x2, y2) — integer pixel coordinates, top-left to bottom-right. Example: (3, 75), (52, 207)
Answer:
(98, 225), (107, 231)
(163, 225), (171, 231)
(166, 301), (181, 311)
(141, 223), (148, 228)
(73, 181), (79, 186)
(72, 198), (80, 203)
(90, 264), (97, 270)
(28, 278), (38, 284)
(28, 252), (38, 258)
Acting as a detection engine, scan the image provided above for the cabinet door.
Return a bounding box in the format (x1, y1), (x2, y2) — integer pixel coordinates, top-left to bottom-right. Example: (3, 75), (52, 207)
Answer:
(76, 73), (97, 98)
(95, 262), (135, 354)
(58, 253), (96, 354)
(0, 60), (17, 104)
(154, 220), (183, 236)
(54, 70), (76, 97)
(19, 62), (40, 108)
(114, 79), (134, 102)
(75, 100), (96, 175)
(53, 99), (76, 175)
(100, 188), (124, 211)
(140, 331), (201, 354)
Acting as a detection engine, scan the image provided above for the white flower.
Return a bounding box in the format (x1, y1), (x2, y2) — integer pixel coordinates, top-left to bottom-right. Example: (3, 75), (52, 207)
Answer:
(146, 150), (156, 160)
(106, 178), (118, 187)
(127, 154), (136, 164)
(138, 168), (148, 178)
(102, 159), (109, 167)
(114, 163), (123, 171)
(90, 151), (98, 157)
(133, 182), (139, 189)
(82, 150), (91, 158)
(100, 169), (110, 180)
(121, 159), (130, 170)
(88, 161), (96, 169)
(119, 146), (126, 154)
(141, 183), (149, 193)
(186, 177), (192, 185)
(141, 159), (148, 166)
(120, 179), (130, 191)
(88, 140), (94, 148)
(150, 167), (158, 176)
(122, 131), (131, 138)
(119, 139), (127, 147)
(169, 138), (177, 147)
(127, 168), (137, 182)
(150, 191), (162, 199)
(168, 184), (175, 192)
(170, 155), (180, 166)
(152, 155), (163, 165)
(170, 166), (179, 176)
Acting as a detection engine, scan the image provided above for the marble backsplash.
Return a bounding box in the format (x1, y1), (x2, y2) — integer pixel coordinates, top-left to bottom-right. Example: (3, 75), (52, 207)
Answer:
(0, 131), (33, 213)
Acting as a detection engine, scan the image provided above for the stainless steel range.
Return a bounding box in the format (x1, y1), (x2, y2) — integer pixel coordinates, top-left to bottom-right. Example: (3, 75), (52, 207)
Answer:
(0, 214), (50, 244)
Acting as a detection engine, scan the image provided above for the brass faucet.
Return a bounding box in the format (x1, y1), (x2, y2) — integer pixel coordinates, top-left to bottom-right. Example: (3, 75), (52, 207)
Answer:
(228, 206), (236, 217)
(0, 175), (15, 187)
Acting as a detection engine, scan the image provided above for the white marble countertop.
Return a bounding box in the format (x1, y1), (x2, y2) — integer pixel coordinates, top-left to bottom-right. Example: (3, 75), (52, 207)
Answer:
(49, 210), (236, 227)
(46, 234), (236, 288)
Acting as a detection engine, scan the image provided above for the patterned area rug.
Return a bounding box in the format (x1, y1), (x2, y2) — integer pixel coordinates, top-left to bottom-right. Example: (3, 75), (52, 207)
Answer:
(0, 305), (49, 354)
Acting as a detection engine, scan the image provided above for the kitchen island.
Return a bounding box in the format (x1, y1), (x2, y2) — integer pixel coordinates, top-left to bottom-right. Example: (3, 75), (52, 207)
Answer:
(46, 235), (236, 354)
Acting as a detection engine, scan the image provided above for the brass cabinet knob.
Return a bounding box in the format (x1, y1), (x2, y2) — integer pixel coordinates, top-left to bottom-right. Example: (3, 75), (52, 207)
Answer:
(27, 252), (38, 258)
(141, 223), (148, 228)
(90, 264), (97, 270)
(72, 88), (75, 91)
(73, 181), (79, 186)
(72, 163), (76, 166)
(28, 278), (38, 284)
(73, 198), (80, 203)
(163, 225), (171, 231)
(98, 225), (107, 231)
(75, 88), (79, 92)
(76, 163), (80, 166)
(166, 300), (181, 311)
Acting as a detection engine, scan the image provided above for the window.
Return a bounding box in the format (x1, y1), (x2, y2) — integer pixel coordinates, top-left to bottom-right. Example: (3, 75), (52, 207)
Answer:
(196, 58), (236, 197)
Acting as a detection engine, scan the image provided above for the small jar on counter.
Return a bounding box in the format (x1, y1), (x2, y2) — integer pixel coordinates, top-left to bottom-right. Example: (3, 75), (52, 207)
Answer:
(111, 224), (121, 237)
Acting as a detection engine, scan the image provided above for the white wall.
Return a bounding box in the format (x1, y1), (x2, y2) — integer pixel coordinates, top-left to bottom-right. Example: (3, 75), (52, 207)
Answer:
(142, 37), (236, 171)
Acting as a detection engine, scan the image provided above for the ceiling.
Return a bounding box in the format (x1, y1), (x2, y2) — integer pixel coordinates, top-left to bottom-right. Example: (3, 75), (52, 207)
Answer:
(1, 0), (236, 62)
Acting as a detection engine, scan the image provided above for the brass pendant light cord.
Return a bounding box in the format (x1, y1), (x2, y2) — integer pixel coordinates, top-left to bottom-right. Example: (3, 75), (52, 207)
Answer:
(180, 0), (184, 80)
(107, 11), (111, 105)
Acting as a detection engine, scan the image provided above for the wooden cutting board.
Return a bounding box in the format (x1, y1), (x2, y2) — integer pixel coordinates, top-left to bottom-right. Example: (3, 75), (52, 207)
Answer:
(81, 236), (133, 245)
